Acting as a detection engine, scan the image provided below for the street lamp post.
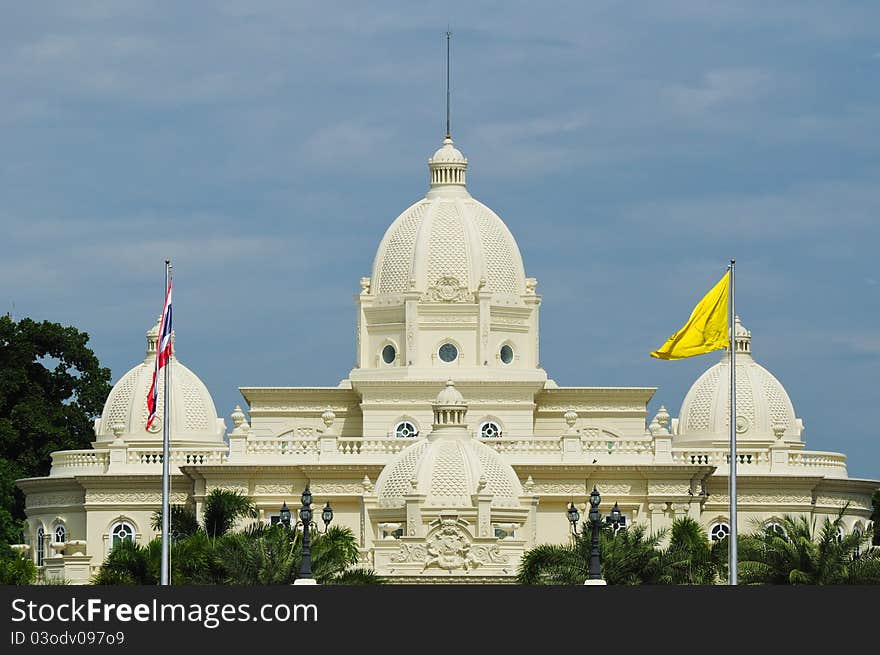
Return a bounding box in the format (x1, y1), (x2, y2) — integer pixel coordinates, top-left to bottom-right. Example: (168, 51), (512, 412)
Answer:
(278, 486), (334, 585)
(566, 487), (624, 586)
(588, 487), (602, 581)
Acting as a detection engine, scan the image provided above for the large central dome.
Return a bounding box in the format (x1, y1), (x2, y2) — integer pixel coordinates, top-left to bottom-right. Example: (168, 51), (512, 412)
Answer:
(369, 137), (527, 298)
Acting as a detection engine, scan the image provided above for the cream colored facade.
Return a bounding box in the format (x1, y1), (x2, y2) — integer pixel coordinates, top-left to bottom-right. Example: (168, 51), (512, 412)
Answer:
(16, 135), (877, 584)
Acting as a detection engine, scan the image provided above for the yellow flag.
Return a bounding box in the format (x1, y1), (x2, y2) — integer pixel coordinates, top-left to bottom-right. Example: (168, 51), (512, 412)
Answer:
(651, 271), (730, 360)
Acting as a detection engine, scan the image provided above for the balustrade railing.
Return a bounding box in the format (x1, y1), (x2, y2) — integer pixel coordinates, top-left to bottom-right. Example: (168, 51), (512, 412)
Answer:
(788, 451), (847, 471)
(50, 450), (109, 473)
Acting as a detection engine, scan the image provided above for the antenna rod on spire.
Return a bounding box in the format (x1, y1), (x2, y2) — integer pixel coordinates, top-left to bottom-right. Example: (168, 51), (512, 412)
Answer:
(446, 30), (452, 139)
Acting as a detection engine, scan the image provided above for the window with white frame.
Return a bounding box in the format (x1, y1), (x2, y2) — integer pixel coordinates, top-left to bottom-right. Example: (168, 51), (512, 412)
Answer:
(394, 421), (419, 439)
(36, 526), (46, 567)
(479, 420), (502, 439)
(110, 521), (135, 549)
(53, 524), (66, 545)
(709, 522), (730, 542)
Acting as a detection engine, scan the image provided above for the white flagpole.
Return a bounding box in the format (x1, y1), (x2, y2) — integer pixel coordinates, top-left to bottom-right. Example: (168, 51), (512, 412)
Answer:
(728, 258), (737, 585)
(160, 260), (172, 586)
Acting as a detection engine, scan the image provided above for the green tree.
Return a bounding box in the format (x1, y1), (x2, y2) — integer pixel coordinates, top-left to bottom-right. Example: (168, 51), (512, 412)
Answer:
(0, 543), (37, 585)
(518, 522), (664, 585)
(218, 524), (381, 585)
(652, 517), (725, 585)
(0, 315), (111, 545)
(871, 490), (880, 546)
(149, 489), (257, 541)
(97, 490), (380, 585)
(738, 512), (880, 584)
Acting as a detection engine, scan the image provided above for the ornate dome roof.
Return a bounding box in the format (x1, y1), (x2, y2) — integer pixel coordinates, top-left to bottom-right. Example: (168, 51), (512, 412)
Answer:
(374, 381), (523, 509)
(369, 137), (527, 299)
(676, 317), (802, 444)
(93, 320), (226, 446)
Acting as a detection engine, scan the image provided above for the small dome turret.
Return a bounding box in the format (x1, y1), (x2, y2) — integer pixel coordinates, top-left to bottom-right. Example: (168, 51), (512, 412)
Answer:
(676, 317), (802, 444)
(94, 319), (226, 446)
(374, 381), (523, 508)
(369, 138), (527, 298)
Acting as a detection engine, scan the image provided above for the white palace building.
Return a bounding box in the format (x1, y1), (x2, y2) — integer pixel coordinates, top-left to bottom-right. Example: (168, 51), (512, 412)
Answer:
(16, 134), (878, 583)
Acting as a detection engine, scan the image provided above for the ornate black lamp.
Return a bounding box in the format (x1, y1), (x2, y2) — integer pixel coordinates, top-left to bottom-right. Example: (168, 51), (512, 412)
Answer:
(588, 486), (602, 580)
(294, 485), (333, 582)
(279, 501), (291, 527)
(609, 502), (622, 528)
(567, 502), (580, 536)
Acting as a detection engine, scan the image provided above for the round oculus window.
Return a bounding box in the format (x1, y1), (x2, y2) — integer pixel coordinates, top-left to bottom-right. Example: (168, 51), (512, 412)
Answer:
(500, 344), (514, 365)
(382, 344), (396, 364)
(438, 343), (458, 363)
(394, 421), (418, 438)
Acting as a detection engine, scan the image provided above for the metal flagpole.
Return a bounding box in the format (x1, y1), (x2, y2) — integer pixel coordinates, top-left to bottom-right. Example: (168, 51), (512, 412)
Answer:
(160, 260), (172, 586)
(728, 258), (737, 585)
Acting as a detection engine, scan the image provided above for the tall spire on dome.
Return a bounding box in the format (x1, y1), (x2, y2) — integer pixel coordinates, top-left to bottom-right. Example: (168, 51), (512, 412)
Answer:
(427, 30), (468, 193)
(446, 29), (452, 139)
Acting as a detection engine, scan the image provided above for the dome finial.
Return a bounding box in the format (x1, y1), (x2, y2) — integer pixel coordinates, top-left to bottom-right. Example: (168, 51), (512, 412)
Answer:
(733, 315), (751, 355)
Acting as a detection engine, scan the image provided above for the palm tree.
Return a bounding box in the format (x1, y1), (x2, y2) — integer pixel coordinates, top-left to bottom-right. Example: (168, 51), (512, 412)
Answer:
(738, 512), (880, 584)
(871, 490), (880, 546)
(518, 522), (664, 585)
(93, 539), (161, 585)
(97, 490), (380, 585)
(150, 489), (257, 541)
(218, 523), (381, 585)
(652, 517), (724, 585)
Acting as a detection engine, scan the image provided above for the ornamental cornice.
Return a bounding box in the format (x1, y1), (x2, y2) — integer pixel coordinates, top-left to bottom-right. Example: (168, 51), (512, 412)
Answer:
(86, 491), (189, 504)
(590, 482), (633, 496)
(26, 493), (84, 509)
(647, 482), (692, 496)
(814, 494), (871, 511)
(527, 481), (585, 495)
(707, 493), (813, 505)
(252, 483), (297, 495)
(205, 482), (249, 494)
(309, 481), (369, 495)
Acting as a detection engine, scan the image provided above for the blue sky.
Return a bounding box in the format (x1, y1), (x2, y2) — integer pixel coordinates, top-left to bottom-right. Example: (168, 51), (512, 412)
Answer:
(2, 2), (878, 478)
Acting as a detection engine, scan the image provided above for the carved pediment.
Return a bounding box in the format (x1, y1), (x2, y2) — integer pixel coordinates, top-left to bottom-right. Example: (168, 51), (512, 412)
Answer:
(423, 276), (472, 303)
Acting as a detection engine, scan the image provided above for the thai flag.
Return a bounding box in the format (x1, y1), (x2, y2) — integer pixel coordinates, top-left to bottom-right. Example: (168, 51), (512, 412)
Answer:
(146, 280), (173, 431)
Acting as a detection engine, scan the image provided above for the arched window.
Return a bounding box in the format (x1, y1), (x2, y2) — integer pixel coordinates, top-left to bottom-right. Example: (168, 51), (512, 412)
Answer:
(853, 522), (865, 558)
(110, 521), (135, 550)
(36, 526), (46, 567)
(611, 514), (628, 534)
(394, 421), (419, 439)
(836, 525), (845, 543)
(765, 521), (786, 538)
(709, 522), (730, 542)
(53, 524), (66, 545)
(479, 420), (502, 439)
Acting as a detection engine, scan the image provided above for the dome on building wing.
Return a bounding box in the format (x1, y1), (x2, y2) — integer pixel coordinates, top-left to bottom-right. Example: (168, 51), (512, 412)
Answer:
(374, 381), (523, 509)
(676, 317), (802, 444)
(369, 137), (527, 299)
(93, 319), (226, 446)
